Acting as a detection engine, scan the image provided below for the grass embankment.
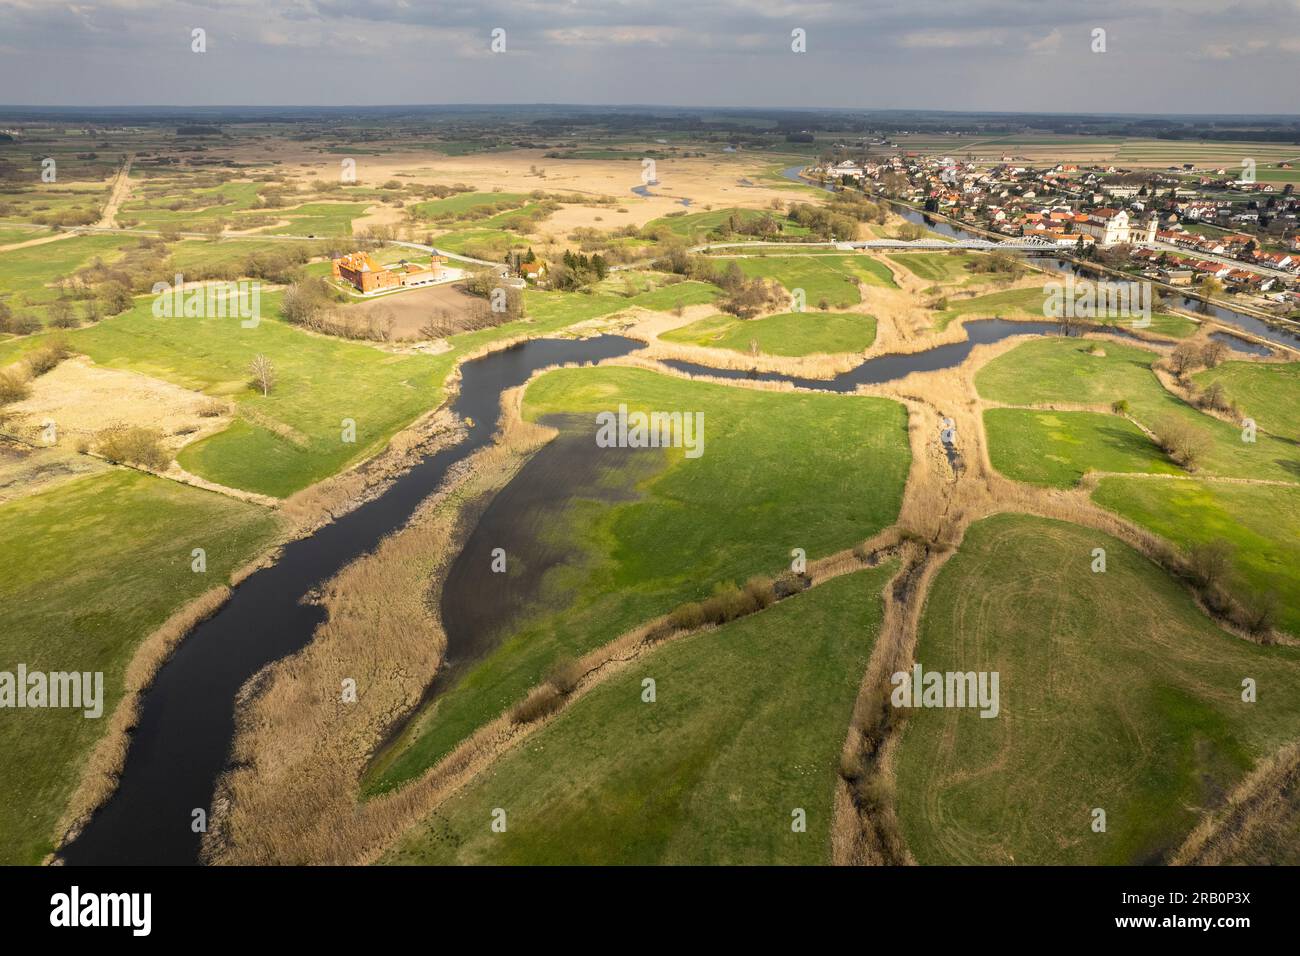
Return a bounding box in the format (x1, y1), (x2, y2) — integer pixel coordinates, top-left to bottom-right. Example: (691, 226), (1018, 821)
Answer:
(660, 310), (877, 357)
(367, 366), (910, 794)
(895, 514), (1300, 865)
(0, 470), (279, 864)
(977, 338), (1300, 485)
(382, 564), (895, 864)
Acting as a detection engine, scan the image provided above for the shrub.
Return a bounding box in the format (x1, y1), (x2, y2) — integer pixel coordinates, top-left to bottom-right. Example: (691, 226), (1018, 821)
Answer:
(1153, 415), (1209, 469)
(96, 427), (171, 471)
(0, 369), (31, 405)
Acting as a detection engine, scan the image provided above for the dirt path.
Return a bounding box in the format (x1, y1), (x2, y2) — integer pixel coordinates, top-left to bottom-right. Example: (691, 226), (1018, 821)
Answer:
(96, 154), (134, 229)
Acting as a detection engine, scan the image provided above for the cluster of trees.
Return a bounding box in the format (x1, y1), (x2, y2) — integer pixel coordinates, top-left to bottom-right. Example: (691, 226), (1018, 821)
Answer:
(281, 277), (399, 342)
(549, 249), (609, 290)
(785, 201), (861, 241)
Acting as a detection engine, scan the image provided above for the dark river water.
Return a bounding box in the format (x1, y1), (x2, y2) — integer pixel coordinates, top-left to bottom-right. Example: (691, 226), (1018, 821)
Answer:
(59, 335), (645, 866)
(780, 165), (1300, 352)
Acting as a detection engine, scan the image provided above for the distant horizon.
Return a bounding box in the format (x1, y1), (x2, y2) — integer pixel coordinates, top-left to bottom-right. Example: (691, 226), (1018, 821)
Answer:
(1, 104), (1298, 121)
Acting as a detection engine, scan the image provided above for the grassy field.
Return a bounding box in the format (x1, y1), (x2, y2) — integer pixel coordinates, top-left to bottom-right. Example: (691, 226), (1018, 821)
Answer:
(977, 338), (1300, 483)
(895, 513), (1300, 865)
(1093, 478), (1300, 637)
(66, 294), (445, 497)
(1194, 360), (1300, 444)
(984, 408), (1179, 487)
(367, 366), (910, 794)
(661, 310), (877, 356)
(14, 279), (687, 497)
(888, 251), (1003, 287)
(382, 564), (895, 864)
(933, 286), (1048, 329)
(724, 254), (896, 308)
(411, 192), (528, 221)
(0, 233), (137, 325)
(644, 206), (809, 239)
(0, 470), (280, 864)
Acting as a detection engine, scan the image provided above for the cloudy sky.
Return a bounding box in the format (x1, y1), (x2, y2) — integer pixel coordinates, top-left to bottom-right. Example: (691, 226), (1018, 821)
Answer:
(1, 0), (1297, 113)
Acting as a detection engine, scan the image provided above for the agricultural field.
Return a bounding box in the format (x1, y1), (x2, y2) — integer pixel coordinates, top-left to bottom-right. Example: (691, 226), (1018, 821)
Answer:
(366, 366), (910, 793)
(660, 310), (877, 356)
(383, 564), (895, 865)
(896, 514), (1300, 865)
(0, 469), (279, 864)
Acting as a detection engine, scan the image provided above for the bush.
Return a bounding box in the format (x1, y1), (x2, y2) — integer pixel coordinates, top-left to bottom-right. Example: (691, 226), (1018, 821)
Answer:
(0, 369), (31, 405)
(1153, 416), (1210, 469)
(96, 427), (171, 471)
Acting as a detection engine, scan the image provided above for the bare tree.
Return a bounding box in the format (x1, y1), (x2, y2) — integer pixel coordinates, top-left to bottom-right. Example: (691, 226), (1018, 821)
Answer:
(249, 354), (276, 396)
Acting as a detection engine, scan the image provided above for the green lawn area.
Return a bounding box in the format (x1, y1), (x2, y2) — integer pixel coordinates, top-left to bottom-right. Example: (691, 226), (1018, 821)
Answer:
(0, 225), (51, 245)
(977, 338), (1300, 483)
(120, 181), (264, 228)
(382, 564), (894, 865)
(895, 513), (1300, 865)
(245, 202), (368, 236)
(1093, 478), (1300, 638)
(366, 367), (911, 794)
(0, 470), (280, 865)
(726, 254), (896, 308)
(661, 310), (876, 356)
(1194, 360), (1300, 444)
(984, 408), (1179, 487)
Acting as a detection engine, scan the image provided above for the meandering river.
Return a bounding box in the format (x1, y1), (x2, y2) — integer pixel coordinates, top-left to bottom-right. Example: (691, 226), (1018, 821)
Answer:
(60, 335), (645, 865)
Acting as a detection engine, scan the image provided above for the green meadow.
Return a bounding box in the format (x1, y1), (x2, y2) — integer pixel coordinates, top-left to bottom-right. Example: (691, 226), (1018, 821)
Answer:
(661, 310), (877, 356)
(367, 366), (910, 794)
(1194, 360), (1300, 444)
(977, 338), (1300, 483)
(1093, 478), (1300, 638)
(0, 470), (279, 865)
(984, 408), (1180, 487)
(383, 564), (894, 865)
(896, 513), (1300, 865)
